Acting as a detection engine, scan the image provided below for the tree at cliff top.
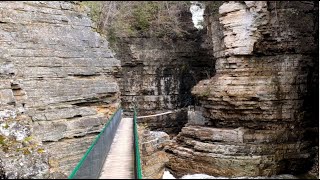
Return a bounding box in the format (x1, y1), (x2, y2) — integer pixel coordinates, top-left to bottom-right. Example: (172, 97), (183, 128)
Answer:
(81, 1), (191, 42)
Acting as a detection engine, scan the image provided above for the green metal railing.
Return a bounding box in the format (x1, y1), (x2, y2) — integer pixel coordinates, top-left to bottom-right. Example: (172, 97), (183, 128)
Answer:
(133, 108), (143, 179)
(68, 107), (122, 179)
(68, 107), (143, 179)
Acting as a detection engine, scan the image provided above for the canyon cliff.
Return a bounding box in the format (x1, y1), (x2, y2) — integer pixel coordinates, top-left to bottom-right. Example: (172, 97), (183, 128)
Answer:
(0, 1), (318, 179)
(0, 1), (120, 178)
(166, 1), (318, 178)
(113, 9), (215, 135)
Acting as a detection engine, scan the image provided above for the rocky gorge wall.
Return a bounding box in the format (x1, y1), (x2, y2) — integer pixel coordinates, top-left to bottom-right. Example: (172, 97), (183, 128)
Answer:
(0, 1), (120, 177)
(166, 1), (318, 177)
(114, 12), (215, 135)
(0, 1), (318, 179)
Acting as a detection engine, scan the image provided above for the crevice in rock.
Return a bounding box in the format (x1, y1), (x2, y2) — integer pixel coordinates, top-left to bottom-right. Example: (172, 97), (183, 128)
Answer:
(113, 23), (215, 137)
(65, 115), (82, 119)
(68, 74), (101, 78)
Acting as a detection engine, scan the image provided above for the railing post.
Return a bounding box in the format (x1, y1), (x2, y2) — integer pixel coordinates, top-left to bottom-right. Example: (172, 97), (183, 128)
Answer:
(133, 107), (143, 179)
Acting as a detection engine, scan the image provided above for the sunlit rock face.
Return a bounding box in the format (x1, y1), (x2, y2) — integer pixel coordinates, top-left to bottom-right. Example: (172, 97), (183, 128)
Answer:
(166, 1), (318, 177)
(0, 1), (120, 177)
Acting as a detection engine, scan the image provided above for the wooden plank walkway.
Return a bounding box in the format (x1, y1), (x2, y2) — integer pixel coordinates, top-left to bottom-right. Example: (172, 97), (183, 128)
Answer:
(99, 118), (134, 179)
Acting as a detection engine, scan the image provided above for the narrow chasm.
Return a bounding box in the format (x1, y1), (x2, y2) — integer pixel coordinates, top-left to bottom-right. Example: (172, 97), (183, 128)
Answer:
(88, 1), (318, 179)
(1, 1), (317, 179)
(108, 3), (215, 136)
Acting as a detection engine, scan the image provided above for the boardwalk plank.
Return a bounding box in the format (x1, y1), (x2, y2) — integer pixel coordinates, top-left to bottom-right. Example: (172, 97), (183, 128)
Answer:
(99, 118), (134, 179)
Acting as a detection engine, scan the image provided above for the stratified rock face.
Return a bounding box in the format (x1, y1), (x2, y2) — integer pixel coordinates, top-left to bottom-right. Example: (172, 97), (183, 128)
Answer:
(139, 129), (170, 179)
(166, 1), (318, 177)
(0, 1), (120, 177)
(115, 13), (215, 134)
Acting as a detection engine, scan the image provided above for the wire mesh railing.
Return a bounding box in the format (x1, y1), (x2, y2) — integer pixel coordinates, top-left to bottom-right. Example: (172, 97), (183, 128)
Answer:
(68, 108), (122, 179)
(133, 108), (143, 179)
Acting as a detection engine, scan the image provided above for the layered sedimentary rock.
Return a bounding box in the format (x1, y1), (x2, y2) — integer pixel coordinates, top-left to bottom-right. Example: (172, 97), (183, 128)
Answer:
(0, 1), (120, 177)
(115, 12), (215, 134)
(139, 128), (170, 179)
(166, 1), (318, 177)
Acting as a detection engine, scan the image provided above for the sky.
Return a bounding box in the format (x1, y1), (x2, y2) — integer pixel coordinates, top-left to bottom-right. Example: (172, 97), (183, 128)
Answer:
(190, 1), (204, 29)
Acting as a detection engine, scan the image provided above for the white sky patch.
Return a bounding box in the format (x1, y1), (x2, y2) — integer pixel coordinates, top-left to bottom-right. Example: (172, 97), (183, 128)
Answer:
(190, 1), (204, 29)
(162, 171), (176, 179)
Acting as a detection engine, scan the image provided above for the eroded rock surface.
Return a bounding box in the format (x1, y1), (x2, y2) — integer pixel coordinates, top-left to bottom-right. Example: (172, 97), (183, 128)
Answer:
(0, 1), (120, 177)
(139, 128), (170, 179)
(114, 10), (215, 135)
(0, 114), (50, 179)
(166, 1), (318, 177)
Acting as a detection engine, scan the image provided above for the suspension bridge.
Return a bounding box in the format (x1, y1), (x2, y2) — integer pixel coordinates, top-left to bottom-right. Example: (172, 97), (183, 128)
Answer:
(68, 108), (176, 179)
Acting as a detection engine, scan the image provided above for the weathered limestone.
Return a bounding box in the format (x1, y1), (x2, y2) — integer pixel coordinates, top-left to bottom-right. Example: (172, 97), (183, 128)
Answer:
(0, 114), (50, 179)
(0, 1), (120, 177)
(219, 1), (269, 55)
(139, 128), (170, 179)
(166, 1), (318, 177)
(114, 10), (215, 134)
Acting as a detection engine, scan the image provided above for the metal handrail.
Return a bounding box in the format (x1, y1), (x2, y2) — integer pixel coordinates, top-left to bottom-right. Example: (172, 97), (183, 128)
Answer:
(68, 107), (122, 179)
(68, 107), (143, 179)
(133, 108), (143, 179)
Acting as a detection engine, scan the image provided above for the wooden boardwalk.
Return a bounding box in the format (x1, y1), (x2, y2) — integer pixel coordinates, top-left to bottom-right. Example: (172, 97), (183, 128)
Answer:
(99, 118), (134, 179)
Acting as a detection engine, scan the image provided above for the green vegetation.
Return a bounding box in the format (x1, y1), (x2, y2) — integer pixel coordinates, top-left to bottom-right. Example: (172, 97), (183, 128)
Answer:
(132, 2), (157, 32)
(0, 135), (16, 153)
(3, 123), (9, 129)
(23, 136), (33, 142)
(0, 135), (5, 146)
(1, 133), (44, 155)
(80, 1), (191, 46)
(139, 122), (149, 130)
(80, 1), (102, 23)
(199, 86), (211, 98)
(37, 148), (45, 153)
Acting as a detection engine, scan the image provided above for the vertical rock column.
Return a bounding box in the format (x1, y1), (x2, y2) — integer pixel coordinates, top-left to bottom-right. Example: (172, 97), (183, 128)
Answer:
(166, 1), (318, 177)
